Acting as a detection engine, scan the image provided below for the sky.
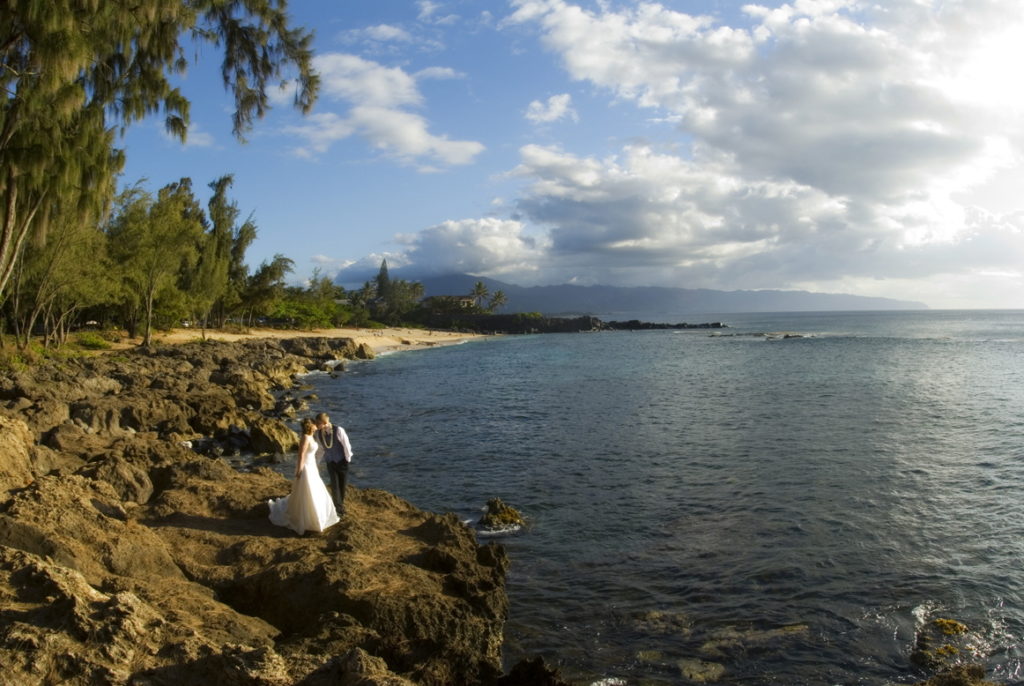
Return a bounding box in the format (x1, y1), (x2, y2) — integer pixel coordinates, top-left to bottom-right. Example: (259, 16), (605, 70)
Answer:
(119, 0), (1024, 310)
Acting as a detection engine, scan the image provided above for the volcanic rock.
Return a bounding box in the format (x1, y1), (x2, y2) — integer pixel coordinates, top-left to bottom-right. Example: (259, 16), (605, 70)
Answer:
(0, 338), (511, 685)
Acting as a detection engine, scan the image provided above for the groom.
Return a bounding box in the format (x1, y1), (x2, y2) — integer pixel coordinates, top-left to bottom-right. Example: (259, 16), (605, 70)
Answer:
(314, 412), (353, 515)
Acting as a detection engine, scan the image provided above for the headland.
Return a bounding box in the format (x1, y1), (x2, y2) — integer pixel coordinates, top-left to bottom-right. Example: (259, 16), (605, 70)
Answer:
(0, 331), (566, 686)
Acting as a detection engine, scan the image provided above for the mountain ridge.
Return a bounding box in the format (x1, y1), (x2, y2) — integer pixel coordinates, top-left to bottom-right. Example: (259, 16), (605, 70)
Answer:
(412, 272), (928, 315)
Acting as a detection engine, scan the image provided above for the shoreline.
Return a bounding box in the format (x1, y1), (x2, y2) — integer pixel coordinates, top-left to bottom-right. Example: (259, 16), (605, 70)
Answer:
(0, 334), (569, 685)
(112, 325), (487, 357)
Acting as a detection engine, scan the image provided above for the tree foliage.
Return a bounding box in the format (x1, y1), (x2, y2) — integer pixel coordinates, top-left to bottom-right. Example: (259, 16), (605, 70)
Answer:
(355, 260), (424, 325)
(7, 209), (114, 348)
(269, 269), (349, 329)
(0, 0), (319, 304)
(106, 178), (205, 346)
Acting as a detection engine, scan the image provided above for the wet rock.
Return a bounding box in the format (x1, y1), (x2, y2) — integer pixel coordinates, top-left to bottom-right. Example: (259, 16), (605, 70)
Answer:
(699, 623), (809, 659)
(496, 656), (572, 685)
(913, 664), (996, 686)
(679, 657), (726, 683)
(479, 497), (524, 532)
(911, 618), (983, 673)
(633, 609), (693, 638)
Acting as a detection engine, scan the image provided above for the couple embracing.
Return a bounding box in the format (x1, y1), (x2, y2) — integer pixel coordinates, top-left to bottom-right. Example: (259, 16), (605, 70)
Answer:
(268, 412), (353, 535)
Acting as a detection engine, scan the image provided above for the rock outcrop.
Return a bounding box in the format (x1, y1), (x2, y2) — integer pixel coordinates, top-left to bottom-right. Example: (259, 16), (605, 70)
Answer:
(0, 337), (511, 685)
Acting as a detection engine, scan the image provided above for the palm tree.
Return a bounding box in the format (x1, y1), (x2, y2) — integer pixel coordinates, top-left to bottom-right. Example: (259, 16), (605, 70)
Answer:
(487, 290), (508, 313)
(470, 281), (489, 310)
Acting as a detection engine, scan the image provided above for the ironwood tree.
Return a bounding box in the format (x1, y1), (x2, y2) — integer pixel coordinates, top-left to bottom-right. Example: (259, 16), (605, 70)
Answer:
(1, 0), (319, 311)
(106, 178), (206, 346)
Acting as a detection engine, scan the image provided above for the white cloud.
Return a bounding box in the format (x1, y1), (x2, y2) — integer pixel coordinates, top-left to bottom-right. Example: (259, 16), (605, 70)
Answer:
(525, 93), (578, 123)
(338, 22), (445, 54)
(185, 122), (215, 148)
(332, 252), (414, 285)
(397, 218), (549, 275)
(362, 24), (414, 43)
(349, 105), (484, 166)
(418, 0), (459, 25)
(284, 53), (484, 167)
(284, 112), (355, 158)
(316, 54), (421, 108)
(415, 66), (464, 80)
(489, 0), (1024, 302)
(328, 1), (1024, 306)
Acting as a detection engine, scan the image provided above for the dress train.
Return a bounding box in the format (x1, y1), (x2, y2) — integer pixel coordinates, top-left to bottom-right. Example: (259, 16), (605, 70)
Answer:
(268, 441), (340, 534)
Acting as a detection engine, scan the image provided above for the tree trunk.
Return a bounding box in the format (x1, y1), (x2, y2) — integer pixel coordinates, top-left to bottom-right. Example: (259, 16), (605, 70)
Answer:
(142, 291), (154, 347)
(0, 174), (45, 307)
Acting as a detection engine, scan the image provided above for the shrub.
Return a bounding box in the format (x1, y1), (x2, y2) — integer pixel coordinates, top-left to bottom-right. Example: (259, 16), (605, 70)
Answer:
(75, 332), (112, 350)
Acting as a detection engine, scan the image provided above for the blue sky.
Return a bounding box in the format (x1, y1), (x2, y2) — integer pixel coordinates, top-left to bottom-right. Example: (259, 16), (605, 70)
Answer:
(119, 0), (1024, 309)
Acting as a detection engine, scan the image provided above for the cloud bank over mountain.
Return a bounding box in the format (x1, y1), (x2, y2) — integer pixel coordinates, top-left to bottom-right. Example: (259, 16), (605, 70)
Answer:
(334, 1), (1024, 308)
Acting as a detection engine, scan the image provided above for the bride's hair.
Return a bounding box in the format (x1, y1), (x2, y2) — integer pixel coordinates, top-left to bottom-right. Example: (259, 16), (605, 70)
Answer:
(301, 418), (316, 435)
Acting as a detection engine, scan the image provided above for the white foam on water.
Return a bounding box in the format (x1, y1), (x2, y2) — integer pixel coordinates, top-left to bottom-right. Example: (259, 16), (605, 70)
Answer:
(476, 523), (522, 537)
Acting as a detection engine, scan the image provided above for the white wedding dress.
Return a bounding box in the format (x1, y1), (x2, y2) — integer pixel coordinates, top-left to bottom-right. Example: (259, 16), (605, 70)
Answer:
(268, 438), (340, 534)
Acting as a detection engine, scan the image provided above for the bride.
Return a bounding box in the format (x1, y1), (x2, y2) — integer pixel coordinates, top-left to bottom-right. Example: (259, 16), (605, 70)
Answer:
(268, 418), (340, 534)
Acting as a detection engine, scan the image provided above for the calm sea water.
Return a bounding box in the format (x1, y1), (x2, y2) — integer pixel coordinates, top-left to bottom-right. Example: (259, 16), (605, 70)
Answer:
(302, 310), (1024, 684)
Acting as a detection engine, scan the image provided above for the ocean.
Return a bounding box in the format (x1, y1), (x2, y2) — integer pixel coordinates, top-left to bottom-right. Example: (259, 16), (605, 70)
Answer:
(303, 310), (1024, 684)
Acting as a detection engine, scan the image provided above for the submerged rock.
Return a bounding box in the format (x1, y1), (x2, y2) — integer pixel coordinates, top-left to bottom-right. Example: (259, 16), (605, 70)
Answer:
(911, 617), (977, 672)
(678, 657), (726, 683)
(699, 623), (809, 659)
(913, 664), (997, 686)
(496, 656), (572, 686)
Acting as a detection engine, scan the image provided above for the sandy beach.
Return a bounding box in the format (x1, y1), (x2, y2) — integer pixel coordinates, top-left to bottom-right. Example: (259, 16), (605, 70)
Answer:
(118, 325), (485, 355)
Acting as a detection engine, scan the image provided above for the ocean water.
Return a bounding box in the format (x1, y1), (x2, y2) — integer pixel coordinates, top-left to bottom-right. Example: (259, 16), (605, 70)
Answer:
(303, 310), (1024, 684)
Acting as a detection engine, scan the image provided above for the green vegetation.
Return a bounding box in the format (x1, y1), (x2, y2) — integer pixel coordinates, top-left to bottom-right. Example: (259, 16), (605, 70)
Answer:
(1, 1), (318, 348)
(1, 5), (525, 350)
(73, 332), (111, 350)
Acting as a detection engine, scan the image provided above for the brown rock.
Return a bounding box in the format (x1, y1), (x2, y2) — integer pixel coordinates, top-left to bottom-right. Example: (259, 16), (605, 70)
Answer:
(249, 416), (299, 455)
(81, 455), (154, 504)
(356, 342), (376, 359)
(0, 337), (514, 685)
(0, 413), (34, 493)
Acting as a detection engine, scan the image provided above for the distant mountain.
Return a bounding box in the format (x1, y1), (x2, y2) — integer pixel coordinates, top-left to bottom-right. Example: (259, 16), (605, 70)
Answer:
(415, 273), (928, 316)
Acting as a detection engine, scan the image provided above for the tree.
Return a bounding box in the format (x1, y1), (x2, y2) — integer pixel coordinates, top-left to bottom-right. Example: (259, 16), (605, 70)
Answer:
(0, 1), (319, 304)
(184, 174), (256, 333)
(355, 265), (424, 326)
(487, 289), (508, 313)
(241, 254), (293, 326)
(107, 179), (204, 346)
(223, 210), (258, 323)
(268, 269), (346, 329)
(375, 259), (392, 303)
(6, 210), (114, 348)
(470, 281), (490, 310)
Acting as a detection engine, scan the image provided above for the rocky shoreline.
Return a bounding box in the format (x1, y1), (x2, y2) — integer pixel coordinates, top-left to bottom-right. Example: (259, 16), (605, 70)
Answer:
(0, 335), (999, 686)
(0, 337), (566, 685)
